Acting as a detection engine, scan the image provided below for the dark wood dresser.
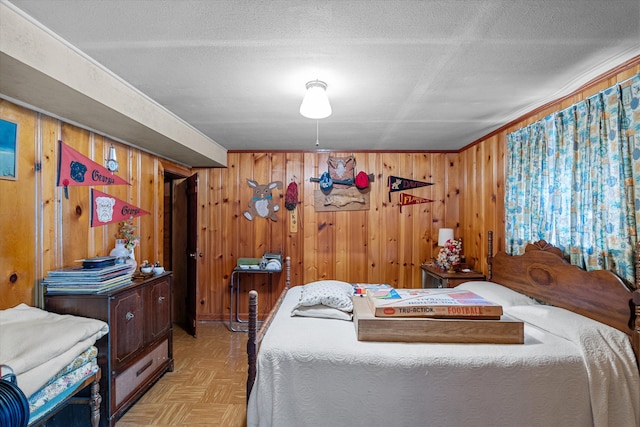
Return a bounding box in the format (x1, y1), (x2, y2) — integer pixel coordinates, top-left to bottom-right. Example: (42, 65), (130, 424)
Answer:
(45, 272), (173, 427)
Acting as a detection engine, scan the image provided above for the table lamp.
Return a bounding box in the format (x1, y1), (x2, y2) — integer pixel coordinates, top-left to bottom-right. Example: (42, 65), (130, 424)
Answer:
(436, 228), (456, 272)
(438, 228), (454, 247)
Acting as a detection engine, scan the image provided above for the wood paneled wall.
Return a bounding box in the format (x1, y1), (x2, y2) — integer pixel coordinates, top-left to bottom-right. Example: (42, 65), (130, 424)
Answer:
(194, 151), (461, 320)
(0, 99), (166, 309)
(457, 134), (505, 275)
(2, 56), (638, 321)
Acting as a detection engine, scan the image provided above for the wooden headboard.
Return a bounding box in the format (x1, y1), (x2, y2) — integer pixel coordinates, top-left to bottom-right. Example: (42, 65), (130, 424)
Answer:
(487, 231), (640, 362)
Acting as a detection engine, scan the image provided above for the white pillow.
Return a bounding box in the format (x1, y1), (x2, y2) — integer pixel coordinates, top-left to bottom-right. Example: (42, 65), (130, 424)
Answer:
(291, 304), (353, 321)
(455, 281), (538, 307)
(506, 304), (621, 341)
(291, 280), (354, 313)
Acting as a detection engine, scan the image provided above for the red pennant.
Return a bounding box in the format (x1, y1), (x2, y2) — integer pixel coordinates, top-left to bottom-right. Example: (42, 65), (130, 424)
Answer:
(399, 193), (434, 206)
(398, 192), (434, 213)
(90, 189), (150, 227)
(57, 140), (129, 188)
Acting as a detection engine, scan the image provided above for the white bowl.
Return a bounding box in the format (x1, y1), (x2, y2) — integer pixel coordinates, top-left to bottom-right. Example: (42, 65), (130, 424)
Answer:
(140, 266), (153, 274)
(153, 266), (165, 275)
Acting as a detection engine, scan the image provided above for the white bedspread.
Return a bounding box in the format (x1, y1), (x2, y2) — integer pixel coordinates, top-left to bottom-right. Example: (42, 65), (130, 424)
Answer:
(0, 303), (109, 397)
(247, 284), (640, 427)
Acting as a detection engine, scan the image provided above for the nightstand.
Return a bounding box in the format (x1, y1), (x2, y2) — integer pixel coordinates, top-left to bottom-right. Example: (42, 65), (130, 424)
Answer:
(420, 264), (485, 288)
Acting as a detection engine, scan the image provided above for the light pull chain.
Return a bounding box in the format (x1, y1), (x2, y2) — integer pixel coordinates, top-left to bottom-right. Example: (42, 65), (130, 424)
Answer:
(315, 120), (320, 147)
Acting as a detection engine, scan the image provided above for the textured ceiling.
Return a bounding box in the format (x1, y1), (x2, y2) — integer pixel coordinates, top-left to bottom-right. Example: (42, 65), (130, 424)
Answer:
(4, 0), (640, 152)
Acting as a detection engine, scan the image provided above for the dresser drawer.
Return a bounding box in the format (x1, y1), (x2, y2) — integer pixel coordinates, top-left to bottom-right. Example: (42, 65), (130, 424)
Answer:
(112, 289), (144, 364)
(114, 339), (169, 406)
(145, 277), (172, 341)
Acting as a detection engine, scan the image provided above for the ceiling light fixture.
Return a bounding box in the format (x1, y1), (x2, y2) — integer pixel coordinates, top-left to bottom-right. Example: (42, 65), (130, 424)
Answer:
(300, 80), (331, 119)
(300, 80), (331, 147)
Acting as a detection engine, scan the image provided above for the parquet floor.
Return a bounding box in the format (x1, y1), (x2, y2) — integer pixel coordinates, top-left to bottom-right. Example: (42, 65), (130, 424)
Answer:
(116, 322), (248, 427)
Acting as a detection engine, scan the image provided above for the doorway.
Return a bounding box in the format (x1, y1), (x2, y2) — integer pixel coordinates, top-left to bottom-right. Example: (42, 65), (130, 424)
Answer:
(164, 171), (198, 337)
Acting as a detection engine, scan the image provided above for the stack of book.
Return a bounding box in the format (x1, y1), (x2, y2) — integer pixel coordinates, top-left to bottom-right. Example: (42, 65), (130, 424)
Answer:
(352, 283), (391, 296)
(43, 259), (134, 294)
(353, 287), (524, 344)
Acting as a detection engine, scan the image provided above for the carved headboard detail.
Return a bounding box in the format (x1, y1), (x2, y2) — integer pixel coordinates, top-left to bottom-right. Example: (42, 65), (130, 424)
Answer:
(487, 231), (639, 361)
(525, 239), (564, 259)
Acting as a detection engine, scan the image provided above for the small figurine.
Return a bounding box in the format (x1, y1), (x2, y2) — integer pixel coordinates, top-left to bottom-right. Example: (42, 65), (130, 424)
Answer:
(153, 261), (165, 275)
(140, 260), (153, 274)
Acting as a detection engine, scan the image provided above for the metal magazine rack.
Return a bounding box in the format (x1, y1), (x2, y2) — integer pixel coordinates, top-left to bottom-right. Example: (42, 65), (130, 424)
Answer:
(228, 252), (287, 332)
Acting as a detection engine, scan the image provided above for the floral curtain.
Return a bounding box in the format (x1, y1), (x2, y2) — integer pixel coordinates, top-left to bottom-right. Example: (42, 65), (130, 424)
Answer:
(505, 73), (640, 287)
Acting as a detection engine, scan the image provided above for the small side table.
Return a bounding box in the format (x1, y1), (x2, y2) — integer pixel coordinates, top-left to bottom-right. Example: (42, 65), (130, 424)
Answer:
(228, 266), (281, 332)
(421, 264), (485, 288)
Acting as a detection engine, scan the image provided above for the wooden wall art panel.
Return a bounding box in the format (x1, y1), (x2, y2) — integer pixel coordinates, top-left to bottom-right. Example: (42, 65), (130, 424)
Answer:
(313, 188), (370, 212)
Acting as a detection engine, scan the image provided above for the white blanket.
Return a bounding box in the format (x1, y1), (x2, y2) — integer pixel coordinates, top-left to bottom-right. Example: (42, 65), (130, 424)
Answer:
(0, 303), (109, 397)
(247, 284), (640, 427)
(507, 305), (640, 427)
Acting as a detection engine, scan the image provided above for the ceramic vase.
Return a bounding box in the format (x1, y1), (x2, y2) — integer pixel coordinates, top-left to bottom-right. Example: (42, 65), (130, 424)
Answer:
(110, 239), (131, 265)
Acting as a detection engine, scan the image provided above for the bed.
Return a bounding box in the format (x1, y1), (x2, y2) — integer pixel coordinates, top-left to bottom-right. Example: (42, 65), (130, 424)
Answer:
(246, 233), (640, 427)
(0, 304), (109, 427)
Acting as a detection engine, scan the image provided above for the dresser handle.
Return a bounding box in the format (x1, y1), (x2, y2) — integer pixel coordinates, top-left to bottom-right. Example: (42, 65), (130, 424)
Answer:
(136, 360), (153, 377)
(158, 296), (165, 304)
(125, 312), (134, 321)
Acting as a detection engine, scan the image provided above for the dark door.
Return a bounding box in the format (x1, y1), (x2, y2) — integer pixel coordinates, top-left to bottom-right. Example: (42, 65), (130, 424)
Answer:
(172, 178), (187, 329)
(185, 173), (198, 337)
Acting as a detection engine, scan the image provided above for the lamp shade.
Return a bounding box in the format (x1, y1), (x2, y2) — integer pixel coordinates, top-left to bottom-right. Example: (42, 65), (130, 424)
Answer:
(300, 80), (332, 119)
(438, 228), (454, 246)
